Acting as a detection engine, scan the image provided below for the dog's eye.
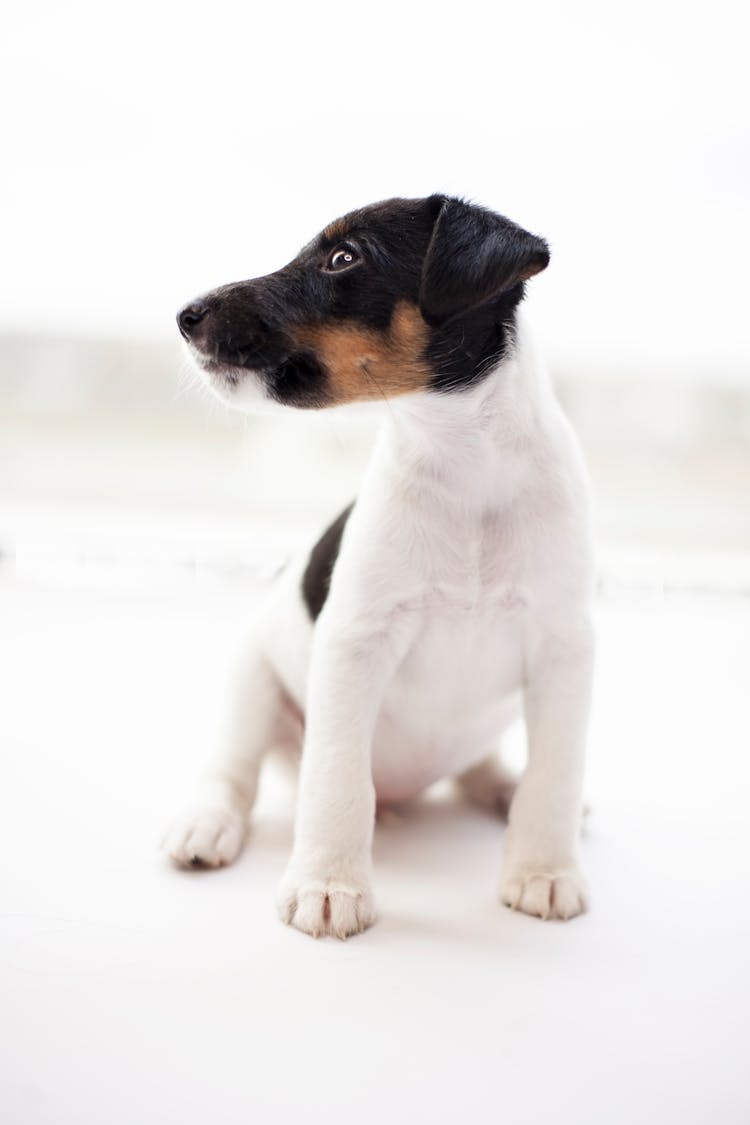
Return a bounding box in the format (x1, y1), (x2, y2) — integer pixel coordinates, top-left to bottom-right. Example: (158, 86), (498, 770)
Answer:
(325, 245), (360, 272)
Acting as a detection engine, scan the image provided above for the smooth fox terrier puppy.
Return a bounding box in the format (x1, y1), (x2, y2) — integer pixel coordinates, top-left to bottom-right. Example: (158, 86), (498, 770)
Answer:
(165, 195), (595, 939)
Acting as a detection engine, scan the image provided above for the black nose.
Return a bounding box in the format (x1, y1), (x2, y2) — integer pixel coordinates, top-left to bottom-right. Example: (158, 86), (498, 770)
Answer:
(177, 300), (210, 340)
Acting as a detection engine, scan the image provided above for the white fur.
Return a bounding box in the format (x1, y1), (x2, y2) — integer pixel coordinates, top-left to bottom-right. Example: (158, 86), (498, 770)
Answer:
(165, 314), (595, 938)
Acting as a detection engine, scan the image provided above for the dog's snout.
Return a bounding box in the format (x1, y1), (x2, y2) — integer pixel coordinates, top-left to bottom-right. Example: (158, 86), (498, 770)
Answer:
(177, 300), (210, 340)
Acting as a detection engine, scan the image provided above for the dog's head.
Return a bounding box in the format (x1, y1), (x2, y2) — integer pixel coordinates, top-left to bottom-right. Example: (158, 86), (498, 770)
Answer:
(178, 195), (549, 410)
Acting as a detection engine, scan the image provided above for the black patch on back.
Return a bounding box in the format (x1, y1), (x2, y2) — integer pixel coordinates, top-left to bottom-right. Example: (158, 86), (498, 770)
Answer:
(302, 503), (354, 621)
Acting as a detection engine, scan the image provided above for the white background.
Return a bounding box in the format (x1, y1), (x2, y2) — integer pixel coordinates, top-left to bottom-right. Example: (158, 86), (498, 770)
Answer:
(2, 0), (749, 380)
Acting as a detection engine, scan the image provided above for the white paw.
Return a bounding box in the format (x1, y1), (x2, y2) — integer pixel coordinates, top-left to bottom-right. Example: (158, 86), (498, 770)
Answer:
(277, 869), (376, 939)
(501, 865), (588, 921)
(162, 804), (247, 868)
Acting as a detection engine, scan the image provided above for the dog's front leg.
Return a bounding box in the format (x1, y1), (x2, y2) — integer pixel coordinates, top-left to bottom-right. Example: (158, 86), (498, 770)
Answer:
(278, 613), (412, 939)
(501, 621), (594, 921)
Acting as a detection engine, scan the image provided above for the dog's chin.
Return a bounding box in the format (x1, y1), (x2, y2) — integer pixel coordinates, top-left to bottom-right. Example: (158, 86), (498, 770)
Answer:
(183, 346), (288, 415)
(183, 344), (336, 414)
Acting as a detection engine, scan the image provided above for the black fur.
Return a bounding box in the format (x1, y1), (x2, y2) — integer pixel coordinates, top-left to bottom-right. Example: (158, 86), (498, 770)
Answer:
(301, 503), (353, 620)
(420, 197), (549, 393)
(419, 197), (549, 324)
(177, 194), (550, 407)
(268, 353), (329, 409)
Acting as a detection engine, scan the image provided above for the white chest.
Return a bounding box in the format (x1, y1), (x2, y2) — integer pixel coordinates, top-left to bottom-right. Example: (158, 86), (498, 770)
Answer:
(370, 562), (529, 799)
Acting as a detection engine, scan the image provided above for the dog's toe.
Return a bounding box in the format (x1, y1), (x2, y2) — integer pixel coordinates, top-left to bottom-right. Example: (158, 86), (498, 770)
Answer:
(501, 866), (588, 921)
(278, 876), (375, 939)
(162, 805), (247, 869)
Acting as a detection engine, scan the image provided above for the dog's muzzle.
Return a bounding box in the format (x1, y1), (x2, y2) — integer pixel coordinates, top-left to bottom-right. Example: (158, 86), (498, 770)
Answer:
(176, 293), (281, 371)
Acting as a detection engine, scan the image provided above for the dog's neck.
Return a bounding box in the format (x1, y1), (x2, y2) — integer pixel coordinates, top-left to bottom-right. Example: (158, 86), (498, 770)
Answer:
(380, 316), (552, 511)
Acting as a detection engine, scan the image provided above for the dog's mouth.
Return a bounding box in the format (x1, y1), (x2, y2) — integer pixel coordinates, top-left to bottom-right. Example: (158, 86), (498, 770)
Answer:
(195, 337), (268, 370)
(186, 341), (328, 407)
(187, 335), (275, 378)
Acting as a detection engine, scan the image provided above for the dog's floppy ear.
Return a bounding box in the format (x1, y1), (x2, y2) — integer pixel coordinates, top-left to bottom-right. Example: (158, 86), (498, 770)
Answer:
(419, 196), (550, 324)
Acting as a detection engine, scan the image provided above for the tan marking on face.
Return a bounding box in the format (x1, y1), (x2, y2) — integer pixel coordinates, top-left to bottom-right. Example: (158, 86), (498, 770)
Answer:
(322, 218), (350, 242)
(518, 259), (547, 282)
(292, 301), (431, 405)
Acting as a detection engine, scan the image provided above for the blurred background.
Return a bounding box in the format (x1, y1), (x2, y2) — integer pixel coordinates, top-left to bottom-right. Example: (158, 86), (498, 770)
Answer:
(1, 0), (748, 592)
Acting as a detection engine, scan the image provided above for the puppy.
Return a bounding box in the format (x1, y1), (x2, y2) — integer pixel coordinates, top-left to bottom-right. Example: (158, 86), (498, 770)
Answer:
(165, 195), (595, 939)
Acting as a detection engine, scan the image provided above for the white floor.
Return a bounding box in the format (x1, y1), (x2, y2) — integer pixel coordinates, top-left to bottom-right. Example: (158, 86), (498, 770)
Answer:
(1, 562), (749, 1124)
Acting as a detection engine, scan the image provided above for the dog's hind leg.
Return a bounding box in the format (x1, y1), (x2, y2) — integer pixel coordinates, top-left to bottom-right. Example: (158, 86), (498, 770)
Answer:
(455, 753), (518, 817)
(457, 752), (590, 824)
(162, 646), (301, 868)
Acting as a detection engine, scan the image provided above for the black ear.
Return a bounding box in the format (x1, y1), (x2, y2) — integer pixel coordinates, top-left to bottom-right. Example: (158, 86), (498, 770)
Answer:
(419, 196), (550, 324)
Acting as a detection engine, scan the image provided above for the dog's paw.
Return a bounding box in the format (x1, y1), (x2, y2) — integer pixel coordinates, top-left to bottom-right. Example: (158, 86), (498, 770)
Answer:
(277, 870), (376, 939)
(500, 864), (588, 921)
(162, 804), (247, 869)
